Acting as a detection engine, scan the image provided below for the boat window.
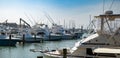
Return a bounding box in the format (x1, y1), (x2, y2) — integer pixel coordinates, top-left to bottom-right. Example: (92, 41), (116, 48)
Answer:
(37, 32), (45, 35)
(95, 40), (98, 42)
(96, 53), (116, 57)
(1, 32), (5, 35)
(86, 48), (94, 55)
(85, 57), (93, 58)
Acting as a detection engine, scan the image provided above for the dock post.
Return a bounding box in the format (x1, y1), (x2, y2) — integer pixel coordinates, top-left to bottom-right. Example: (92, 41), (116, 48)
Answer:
(22, 34), (25, 44)
(9, 34), (12, 46)
(37, 56), (43, 58)
(34, 34), (36, 40)
(40, 38), (43, 43)
(42, 38), (43, 43)
(49, 34), (50, 41)
(63, 48), (67, 58)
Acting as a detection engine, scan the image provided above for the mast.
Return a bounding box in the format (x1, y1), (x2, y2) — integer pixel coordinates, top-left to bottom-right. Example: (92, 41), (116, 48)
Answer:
(100, 17), (104, 32)
(64, 19), (65, 28)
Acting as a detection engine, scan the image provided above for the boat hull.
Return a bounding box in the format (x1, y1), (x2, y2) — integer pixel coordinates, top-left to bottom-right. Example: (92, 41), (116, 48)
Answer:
(46, 35), (62, 41)
(62, 35), (73, 40)
(0, 39), (18, 46)
(44, 52), (83, 58)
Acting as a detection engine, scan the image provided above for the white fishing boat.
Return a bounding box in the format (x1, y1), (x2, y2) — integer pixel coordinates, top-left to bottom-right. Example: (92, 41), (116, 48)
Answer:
(62, 33), (73, 40)
(0, 25), (20, 46)
(41, 11), (120, 58)
(33, 24), (61, 41)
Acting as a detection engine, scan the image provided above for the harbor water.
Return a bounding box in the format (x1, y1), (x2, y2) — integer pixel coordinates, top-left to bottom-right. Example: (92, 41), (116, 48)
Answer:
(0, 39), (80, 58)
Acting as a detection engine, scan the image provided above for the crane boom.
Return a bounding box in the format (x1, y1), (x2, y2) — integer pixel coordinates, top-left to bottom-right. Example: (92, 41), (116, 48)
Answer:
(20, 18), (31, 28)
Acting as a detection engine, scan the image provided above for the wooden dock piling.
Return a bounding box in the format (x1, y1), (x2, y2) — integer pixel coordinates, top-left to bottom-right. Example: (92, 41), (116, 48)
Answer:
(37, 56), (43, 58)
(40, 38), (43, 43)
(34, 34), (36, 40)
(9, 34), (12, 46)
(49, 34), (50, 41)
(63, 48), (67, 58)
(22, 34), (25, 44)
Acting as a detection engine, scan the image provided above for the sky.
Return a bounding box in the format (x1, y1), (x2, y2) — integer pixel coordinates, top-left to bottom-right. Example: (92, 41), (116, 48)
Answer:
(0, 0), (120, 28)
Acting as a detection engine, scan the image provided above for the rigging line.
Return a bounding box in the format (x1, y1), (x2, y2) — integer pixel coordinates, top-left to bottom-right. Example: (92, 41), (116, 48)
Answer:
(29, 14), (37, 24)
(109, 0), (114, 10)
(37, 17), (42, 24)
(105, 17), (112, 33)
(43, 11), (55, 24)
(103, 0), (105, 13)
(46, 14), (55, 24)
(91, 19), (96, 28)
(24, 12), (34, 25)
(118, 0), (120, 11)
(45, 14), (53, 24)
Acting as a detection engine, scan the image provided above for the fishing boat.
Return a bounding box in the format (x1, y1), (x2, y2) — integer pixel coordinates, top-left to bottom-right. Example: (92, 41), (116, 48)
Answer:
(0, 24), (20, 46)
(33, 24), (62, 41)
(62, 33), (73, 40)
(0, 37), (20, 46)
(0, 32), (20, 46)
(72, 30), (84, 39)
(13, 18), (42, 43)
(48, 24), (64, 41)
(40, 11), (120, 58)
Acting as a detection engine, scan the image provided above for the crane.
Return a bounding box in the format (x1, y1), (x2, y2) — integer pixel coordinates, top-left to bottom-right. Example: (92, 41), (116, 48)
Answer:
(20, 18), (31, 28)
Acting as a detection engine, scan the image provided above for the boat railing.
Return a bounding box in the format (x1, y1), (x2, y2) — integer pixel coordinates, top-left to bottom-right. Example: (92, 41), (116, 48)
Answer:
(109, 27), (120, 38)
(97, 30), (114, 35)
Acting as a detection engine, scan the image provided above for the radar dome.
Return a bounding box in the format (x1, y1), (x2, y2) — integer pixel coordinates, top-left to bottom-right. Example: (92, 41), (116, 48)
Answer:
(105, 10), (113, 14)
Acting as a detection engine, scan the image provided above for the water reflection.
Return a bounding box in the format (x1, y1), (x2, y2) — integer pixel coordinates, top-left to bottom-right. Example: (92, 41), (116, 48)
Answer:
(0, 39), (79, 58)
